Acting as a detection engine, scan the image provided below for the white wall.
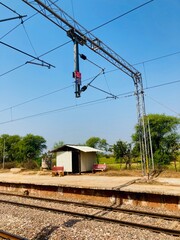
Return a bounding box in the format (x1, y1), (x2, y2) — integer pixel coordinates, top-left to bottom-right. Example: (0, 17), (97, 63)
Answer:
(56, 151), (72, 172)
(81, 152), (96, 172)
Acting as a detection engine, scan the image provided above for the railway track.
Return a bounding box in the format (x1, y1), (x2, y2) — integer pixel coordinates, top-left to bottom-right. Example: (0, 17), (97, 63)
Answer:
(0, 230), (28, 240)
(0, 191), (179, 221)
(0, 192), (180, 237)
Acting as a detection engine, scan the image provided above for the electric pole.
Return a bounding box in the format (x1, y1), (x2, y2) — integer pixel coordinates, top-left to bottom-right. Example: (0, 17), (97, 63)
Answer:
(2, 139), (5, 169)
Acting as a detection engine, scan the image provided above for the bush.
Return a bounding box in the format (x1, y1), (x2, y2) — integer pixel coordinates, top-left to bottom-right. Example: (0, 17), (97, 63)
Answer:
(21, 160), (39, 169)
(0, 161), (17, 169)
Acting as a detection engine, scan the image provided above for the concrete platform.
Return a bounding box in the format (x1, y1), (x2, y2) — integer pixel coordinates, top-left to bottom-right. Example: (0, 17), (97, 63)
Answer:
(0, 172), (179, 211)
(0, 172), (179, 197)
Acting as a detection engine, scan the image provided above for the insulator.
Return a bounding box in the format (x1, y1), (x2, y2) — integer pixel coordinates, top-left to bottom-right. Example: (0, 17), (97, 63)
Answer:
(81, 85), (87, 92)
(80, 54), (87, 60)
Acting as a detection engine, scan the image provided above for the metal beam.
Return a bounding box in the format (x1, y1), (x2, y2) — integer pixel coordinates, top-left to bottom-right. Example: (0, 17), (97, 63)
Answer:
(22, 0), (140, 78)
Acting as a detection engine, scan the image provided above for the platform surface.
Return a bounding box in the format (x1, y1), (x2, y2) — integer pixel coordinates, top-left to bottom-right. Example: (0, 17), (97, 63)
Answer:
(0, 172), (179, 196)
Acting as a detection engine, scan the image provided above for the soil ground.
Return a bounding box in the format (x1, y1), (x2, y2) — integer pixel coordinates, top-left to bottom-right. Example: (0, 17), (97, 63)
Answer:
(0, 168), (180, 178)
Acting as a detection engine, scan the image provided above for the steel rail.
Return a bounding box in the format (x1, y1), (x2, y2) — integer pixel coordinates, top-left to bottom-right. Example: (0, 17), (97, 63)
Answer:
(0, 230), (28, 240)
(0, 198), (180, 237)
(0, 191), (179, 221)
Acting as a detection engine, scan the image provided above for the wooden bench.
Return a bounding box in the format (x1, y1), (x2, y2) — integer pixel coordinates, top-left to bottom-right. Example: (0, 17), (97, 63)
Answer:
(52, 166), (64, 177)
(92, 163), (107, 173)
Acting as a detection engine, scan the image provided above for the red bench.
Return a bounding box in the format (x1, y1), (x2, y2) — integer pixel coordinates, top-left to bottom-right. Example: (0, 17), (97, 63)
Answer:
(52, 166), (64, 177)
(92, 163), (107, 173)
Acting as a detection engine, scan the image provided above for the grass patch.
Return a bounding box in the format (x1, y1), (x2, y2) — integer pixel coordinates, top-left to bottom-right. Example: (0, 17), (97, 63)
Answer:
(98, 156), (116, 164)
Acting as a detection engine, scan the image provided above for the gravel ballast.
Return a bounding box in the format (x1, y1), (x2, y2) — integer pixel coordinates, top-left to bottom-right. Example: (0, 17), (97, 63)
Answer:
(0, 202), (179, 240)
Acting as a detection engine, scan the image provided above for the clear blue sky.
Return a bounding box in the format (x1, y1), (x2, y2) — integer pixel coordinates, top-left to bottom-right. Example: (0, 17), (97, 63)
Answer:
(0, 0), (179, 150)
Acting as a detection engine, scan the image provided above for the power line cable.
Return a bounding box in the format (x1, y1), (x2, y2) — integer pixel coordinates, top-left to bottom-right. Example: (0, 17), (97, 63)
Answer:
(104, 50), (180, 76)
(145, 94), (179, 116)
(1, 23), (23, 40)
(0, 40), (55, 68)
(145, 79), (180, 90)
(89, 0), (154, 33)
(22, 23), (38, 57)
(0, 92), (134, 125)
(0, 12), (38, 40)
(0, 0), (177, 81)
(0, 84), (73, 113)
(80, 54), (103, 70)
(0, 63), (26, 78)
(0, 2), (26, 22)
(0, 2), (22, 16)
(134, 51), (180, 66)
(0, 0), (179, 109)
(0, 40), (71, 78)
(80, 69), (105, 92)
(0, 78), (179, 115)
(0, 78), (179, 125)
(103, 71), (113, 96)
(89, 84), (118, 99)
(0, 97), (113, 125)
(0, 0), (155, 76)
(39, 40), (71, 58)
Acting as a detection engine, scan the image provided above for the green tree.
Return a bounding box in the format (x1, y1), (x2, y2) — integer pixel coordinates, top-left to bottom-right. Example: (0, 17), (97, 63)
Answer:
(113, 140), (132, 169)
(20, 134), (47, 162)
(0, 134), (21, 162)
(53, 141), (64, 149)
(86, 137), (100, 148)
(86, 137), (108, 152)
(132, 114), (180, 168)
(7, 135), (22, 162)
(0, 133), (47, 169)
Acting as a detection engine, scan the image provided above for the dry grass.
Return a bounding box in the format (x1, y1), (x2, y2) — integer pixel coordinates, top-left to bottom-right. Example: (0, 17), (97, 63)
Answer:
(158, 170), (180, 178)
(0, 168), (179, 178)
(92, 169), (180, 178)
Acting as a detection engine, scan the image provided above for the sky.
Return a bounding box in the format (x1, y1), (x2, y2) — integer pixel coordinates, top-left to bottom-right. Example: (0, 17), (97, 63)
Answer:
(0, 0), (179, 150)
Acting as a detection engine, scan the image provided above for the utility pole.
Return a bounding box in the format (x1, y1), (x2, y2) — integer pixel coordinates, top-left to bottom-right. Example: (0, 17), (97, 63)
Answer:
(2, 139), (5, 169)
(67, 29), (85, 97)
(74, 42), (81, 97)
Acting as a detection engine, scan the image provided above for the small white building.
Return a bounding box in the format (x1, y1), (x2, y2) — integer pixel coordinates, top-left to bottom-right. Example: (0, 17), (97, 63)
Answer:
(51, 144), (101, 173)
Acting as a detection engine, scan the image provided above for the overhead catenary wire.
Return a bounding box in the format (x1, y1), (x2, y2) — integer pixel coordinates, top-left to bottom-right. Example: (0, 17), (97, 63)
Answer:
(0, 1), (177, 123)
(80, 54), (104, 70)
(133, 51), (180, 66)
(0, 40), (55, 68)
(145, 94), (180, 116)
(0, 84), (74, 113)
(89, 0), (154, 33)
(0, 0), (155, 77)
(1, 46), (179, 83)
(22, 23), (38, 57)
(0, 93), (134, 126)
(0, 41), (70, 77)
(0, 78), (179, 116)
(103, 71), (113, 97)
(0, 63), (27, 78)
(0, 2), (21, 16)
(0, 2), (26, 23)
(89, 84), (118, 99)
(0, 85), (178, 126)
(0, 12), (38, 40)
(0, 0), (60, 66)
(0, 0), (172, 85)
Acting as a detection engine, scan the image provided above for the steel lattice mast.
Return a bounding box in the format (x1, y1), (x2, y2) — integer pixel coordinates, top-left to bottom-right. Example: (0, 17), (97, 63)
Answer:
(22, 0), (152, 176)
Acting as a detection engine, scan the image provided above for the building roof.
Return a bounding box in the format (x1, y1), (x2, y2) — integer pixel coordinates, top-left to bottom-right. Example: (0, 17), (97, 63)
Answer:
(51, 144), (102, 153)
